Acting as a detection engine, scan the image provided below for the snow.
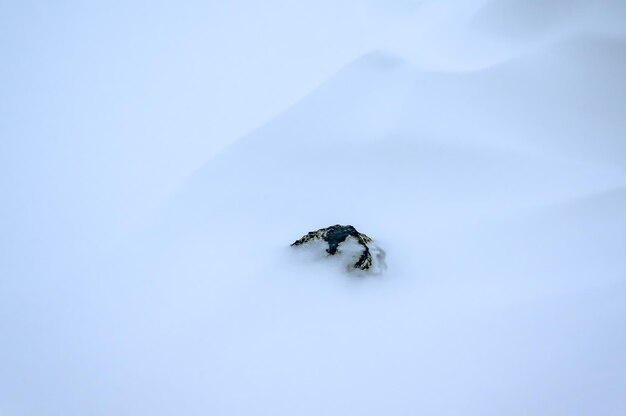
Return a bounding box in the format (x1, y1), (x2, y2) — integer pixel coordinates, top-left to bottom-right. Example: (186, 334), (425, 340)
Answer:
(2, 1), (626, 415)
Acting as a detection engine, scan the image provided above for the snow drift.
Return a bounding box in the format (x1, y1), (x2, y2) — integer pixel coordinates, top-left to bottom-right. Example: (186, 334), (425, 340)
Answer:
(2, 1), (626, 415)
(116, 18), (626, 416)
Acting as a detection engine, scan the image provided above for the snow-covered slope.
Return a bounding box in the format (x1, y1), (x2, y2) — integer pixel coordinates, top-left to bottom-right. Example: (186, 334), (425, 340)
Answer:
(3, 2), (626, 415)
(109, 27), (626, 416)
(471, 0), (626, 40)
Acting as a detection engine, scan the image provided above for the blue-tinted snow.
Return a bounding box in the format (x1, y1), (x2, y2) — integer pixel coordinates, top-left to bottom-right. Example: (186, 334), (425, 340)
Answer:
(2, 1), (626, 415)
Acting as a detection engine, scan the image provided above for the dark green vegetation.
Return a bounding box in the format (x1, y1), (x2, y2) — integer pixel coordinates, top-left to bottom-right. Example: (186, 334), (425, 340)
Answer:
(291, 224), (374, 270)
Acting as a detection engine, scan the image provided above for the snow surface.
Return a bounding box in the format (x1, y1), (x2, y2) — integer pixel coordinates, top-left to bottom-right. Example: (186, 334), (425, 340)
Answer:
(2, 1), (626, 415)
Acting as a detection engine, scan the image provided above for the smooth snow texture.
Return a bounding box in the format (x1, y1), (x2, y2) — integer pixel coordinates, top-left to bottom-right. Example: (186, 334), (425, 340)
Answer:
(2, 1), (626, 415)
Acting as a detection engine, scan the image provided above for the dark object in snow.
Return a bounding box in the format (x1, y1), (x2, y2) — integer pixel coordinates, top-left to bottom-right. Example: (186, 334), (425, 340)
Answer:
(291, 224), (376, 270)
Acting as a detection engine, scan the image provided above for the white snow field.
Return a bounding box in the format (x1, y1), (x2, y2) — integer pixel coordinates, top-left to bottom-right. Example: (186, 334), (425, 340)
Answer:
(2, 1), (626, 415)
